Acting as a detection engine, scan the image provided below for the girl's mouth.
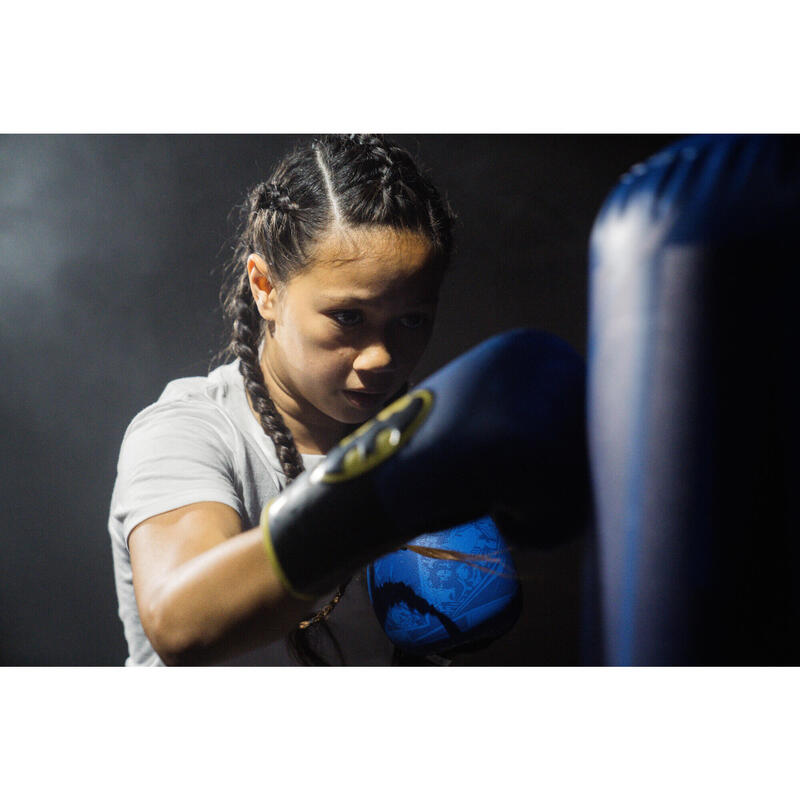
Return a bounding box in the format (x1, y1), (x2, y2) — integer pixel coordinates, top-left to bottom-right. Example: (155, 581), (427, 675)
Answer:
(342, 389), (387, 410)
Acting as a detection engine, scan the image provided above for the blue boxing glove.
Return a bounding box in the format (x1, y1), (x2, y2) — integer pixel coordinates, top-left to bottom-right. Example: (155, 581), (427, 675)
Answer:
(262, 328), (589, 599)
(367, 516), (522, 657)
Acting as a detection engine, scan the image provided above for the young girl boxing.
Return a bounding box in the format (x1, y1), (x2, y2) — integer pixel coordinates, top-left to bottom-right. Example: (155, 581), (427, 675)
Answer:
(108, 134), (589, 666)
(108, 134), (458, 666)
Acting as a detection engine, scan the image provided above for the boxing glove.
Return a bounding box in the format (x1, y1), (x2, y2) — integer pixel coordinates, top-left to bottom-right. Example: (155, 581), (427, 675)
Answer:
(367, 516), (522, 657)
(262, 328), (589, 598)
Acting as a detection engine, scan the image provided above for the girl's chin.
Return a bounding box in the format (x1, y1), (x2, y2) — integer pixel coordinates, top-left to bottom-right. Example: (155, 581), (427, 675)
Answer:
(335, 403), (379, 425)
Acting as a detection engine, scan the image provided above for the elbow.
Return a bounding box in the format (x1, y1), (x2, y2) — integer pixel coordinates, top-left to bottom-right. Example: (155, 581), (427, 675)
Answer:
(140, 593), (206, 667)
(151, 633), (187, 667)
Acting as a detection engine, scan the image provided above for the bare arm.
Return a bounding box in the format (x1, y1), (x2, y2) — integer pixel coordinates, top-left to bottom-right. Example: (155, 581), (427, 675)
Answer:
(129, 501), (316, 666)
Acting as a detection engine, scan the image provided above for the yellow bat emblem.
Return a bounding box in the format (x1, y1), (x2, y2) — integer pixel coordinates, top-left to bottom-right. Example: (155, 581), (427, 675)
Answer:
(312, 389), (434, 484)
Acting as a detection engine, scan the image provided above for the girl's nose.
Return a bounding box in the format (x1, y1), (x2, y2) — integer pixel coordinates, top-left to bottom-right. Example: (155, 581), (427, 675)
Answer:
(353, 341), (394, 373)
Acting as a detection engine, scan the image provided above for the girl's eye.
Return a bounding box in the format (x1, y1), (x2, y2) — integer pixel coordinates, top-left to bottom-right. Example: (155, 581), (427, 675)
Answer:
(330, 310), (363, 327)
(399, 313), (428, 330)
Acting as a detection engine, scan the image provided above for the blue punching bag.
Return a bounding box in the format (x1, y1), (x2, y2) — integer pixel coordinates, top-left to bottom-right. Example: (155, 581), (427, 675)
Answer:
(367, 516), (522, 657)
(588, 135), (800, 665)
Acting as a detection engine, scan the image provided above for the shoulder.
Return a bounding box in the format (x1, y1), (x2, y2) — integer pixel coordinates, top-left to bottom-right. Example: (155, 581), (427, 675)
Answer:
(110, 363), (249, 542)
(155, 360), (242, 410)
(120, 362), (244, 466)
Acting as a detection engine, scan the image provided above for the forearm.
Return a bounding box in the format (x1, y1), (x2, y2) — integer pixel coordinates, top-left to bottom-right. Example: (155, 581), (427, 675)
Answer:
(145, 527), (315, 666)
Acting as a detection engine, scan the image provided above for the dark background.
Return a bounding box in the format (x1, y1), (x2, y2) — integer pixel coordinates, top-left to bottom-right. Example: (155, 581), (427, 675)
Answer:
(0, 134), (678, 665)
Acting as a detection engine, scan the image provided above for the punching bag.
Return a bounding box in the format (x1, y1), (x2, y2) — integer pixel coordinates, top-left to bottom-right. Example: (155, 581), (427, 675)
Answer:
(588, 135), (800, 665)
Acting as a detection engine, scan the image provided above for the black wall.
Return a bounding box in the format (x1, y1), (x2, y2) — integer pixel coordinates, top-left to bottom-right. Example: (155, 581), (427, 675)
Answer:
(0, 134), (678, 665)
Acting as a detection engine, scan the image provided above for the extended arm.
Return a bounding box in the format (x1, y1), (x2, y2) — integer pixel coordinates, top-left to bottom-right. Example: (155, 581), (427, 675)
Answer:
(129, 501), (314, 666)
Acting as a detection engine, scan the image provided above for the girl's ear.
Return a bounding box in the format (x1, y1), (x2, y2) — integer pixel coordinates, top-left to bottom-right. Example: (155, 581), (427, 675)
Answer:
(246, 254), (278, 322)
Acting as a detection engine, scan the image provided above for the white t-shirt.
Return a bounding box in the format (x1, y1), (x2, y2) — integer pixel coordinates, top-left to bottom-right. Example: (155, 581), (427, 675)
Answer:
(108, 360), (395, 666)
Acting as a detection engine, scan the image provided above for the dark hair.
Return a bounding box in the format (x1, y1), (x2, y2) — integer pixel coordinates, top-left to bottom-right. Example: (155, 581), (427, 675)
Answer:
(218, 134), (456, 665)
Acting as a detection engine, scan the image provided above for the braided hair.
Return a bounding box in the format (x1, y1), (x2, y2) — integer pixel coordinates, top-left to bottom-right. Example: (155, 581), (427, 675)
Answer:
(219, 135), (456, 665)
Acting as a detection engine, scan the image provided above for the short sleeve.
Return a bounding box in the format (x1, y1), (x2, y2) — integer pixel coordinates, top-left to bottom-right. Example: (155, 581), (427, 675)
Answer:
(110, 398), (243, 548)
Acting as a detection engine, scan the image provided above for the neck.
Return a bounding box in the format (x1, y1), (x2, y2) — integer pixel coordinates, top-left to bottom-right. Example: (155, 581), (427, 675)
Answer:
(255, 348), (350, 456)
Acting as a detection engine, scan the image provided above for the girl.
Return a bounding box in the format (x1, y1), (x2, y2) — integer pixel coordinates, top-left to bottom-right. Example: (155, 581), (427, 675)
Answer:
(108, 134), (456, 666)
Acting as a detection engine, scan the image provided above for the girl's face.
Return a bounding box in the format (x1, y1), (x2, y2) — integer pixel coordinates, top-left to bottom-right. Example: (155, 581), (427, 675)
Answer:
(250, 225), (443, 441)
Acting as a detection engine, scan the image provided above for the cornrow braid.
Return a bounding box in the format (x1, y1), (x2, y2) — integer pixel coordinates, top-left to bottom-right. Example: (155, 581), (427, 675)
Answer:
(316, 134), (455, 255)
(347, 134), (401, 189)
(254, 181), (301, 214)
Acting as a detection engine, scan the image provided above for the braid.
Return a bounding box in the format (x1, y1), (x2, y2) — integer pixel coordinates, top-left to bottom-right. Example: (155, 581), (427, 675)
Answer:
(231, 291), (304, 481)
(216, 134), (457, 665)
(348, 134), (400, 189)
(286, 577), (352, 666)
(253, 181), (301, 215)
(230, 278), (351, 664)
(297, 577), (352, 629)
(318, 134), (454, 253)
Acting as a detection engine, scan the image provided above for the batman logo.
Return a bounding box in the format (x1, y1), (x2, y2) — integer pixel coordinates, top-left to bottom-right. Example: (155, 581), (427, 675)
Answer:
(311, 389), (434, 484)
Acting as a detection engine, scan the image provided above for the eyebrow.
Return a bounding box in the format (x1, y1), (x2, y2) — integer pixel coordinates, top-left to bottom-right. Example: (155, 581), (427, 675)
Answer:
(320, 293), (439, 305)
